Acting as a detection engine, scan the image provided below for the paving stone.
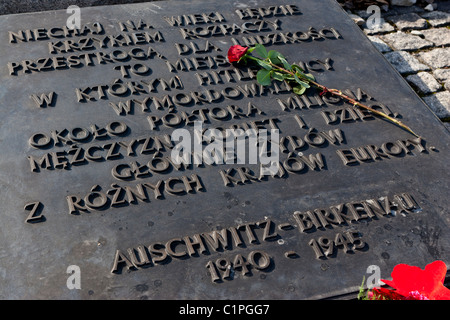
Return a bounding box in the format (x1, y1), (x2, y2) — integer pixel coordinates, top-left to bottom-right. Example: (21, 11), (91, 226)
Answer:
(424, 4), (437, 12)
(367, 35), (392, 53)
(348, 13), (365, 26)
(406, 72), (442, 94)
(420, 28), (450, 47)
(387, 12), (429, 30)
(433, 68), (450, 82)
(422, 91), (450, 118)
(410, 30), (424, 36)
(384, 50), (430, 74)
(420, 10), (450, 27)
(416, 47), (450, 69)
(363, 18), (395, 35)
(380, 31), (433, 51)
(445, 80), (450, 91)
(355, 9), (372, 20)
(390, 0), (418, 7)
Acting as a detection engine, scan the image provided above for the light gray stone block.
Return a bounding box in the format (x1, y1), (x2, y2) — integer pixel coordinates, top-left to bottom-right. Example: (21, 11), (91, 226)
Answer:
(390, 0), (417, 6)
(380, 31), (433, 51)
(417, 48), (450, 69)
(420, 27), (450, 46)
(420, 10), (450, 27)
(384, 50), (430, 74)
(406, 72), (442, 94)
(424, 4), (436, 12)
(387, 13), (428, 30)
(348, 13), (365, 26)
(434, 69), (450, 82)
(422, 91), (450, 118)
(367, 35), (392, 53)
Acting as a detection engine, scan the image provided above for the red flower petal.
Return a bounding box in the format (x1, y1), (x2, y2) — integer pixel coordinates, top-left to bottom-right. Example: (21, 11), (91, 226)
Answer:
(227, 45), (248, 63)
(382, 260), (450, 300)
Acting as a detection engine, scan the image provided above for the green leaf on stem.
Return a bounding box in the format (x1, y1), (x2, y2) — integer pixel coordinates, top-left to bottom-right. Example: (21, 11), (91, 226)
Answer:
(284, 75), (295, 81)
(293, 85), (306, 95)
(278, 55), (291, 71)
(294, 73), (310, 88)
(272, 72), (286, 81)
(253, 44), (268, 59)
(256, 59), (272, 70)
(292, 65), (315, 82)
(304, 73), (315, 81)
(257, 69), (272, 86)
(268, 50), (281, 64)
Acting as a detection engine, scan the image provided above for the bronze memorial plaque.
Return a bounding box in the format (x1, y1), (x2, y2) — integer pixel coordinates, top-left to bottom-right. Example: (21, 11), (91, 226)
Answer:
(0, 0), (449, 301)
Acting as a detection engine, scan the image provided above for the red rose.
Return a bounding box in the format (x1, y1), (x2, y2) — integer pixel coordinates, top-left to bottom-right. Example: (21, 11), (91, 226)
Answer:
(227, 45), (248, 63)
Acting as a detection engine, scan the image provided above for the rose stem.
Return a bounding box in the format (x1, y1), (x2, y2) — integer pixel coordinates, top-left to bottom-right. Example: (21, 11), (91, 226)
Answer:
(264, 61), (421, 138)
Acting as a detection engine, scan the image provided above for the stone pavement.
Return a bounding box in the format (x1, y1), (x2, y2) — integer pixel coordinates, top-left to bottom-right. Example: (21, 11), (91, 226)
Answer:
(345, 1), (450, 128)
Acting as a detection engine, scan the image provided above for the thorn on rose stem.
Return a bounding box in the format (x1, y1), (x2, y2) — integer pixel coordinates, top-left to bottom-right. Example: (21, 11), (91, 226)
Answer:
(319, 88), (329, 96)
